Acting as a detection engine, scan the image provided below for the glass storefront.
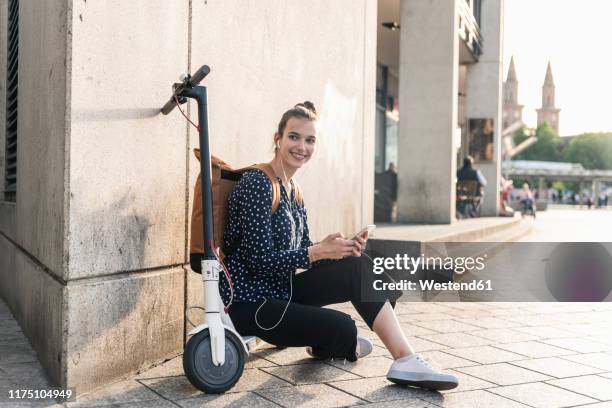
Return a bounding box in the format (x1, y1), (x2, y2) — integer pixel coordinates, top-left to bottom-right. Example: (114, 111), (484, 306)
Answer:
(374, 64), (399, 223)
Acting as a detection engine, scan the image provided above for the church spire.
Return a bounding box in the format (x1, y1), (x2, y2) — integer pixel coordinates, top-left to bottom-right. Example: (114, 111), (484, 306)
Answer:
(506, 56), (517, 82)
(544, 60), (555, 86)
(503, 56), (523, 129)
(537, 60), (560, 133)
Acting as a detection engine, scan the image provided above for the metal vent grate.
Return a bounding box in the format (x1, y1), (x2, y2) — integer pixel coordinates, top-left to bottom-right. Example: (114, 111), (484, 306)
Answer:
(4, 0), (18, 201)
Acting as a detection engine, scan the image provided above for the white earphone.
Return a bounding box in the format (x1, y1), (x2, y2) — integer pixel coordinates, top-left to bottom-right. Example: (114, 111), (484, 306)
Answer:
(255, 140), (299, 331)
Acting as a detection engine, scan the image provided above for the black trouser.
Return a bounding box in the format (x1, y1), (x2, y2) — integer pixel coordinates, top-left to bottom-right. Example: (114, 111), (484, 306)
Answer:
(228, 255), (400, 362)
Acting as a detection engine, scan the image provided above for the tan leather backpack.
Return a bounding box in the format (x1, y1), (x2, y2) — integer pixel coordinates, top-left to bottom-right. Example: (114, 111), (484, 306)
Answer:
(190, 149), (303, 272)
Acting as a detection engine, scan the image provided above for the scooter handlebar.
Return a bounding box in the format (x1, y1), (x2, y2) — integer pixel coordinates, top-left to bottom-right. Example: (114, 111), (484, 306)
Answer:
(160, 65), (210, 115)
(188, 65), (210, 87)
(161, 98), (178, 115)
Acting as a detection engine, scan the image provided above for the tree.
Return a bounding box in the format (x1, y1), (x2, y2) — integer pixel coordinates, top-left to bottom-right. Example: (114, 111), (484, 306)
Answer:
(564, 133), (612, 170)
(512, 122), (562, 162)
(551, 181), (566, 191)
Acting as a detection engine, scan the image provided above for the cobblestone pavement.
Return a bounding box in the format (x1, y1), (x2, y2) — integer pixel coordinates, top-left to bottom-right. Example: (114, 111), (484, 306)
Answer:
(2, 298), (612, 407)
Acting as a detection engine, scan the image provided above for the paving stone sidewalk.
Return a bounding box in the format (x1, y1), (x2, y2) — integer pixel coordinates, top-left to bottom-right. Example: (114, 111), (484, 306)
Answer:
(2, 299), (612, 407)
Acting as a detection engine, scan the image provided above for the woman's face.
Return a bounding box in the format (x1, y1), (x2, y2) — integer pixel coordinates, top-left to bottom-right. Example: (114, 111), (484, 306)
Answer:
(276, 117), (317, 170)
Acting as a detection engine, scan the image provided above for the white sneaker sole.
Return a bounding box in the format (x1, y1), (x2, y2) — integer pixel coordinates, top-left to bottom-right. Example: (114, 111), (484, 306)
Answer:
(387, 370), (459, 391)
(356, 336), (373, 359)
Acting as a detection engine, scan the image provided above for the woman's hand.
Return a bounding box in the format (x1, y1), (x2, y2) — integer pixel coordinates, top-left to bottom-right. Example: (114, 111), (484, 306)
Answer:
(308, 232), (359, 262)
(352, 232), (368, 257)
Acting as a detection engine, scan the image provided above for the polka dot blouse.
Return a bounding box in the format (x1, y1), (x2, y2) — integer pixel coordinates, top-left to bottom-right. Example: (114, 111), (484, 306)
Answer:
(219, 169), (313, 304)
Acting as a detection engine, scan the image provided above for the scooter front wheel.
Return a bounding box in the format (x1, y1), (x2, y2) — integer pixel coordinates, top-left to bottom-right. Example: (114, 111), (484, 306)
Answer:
(183, 328), (245, 394)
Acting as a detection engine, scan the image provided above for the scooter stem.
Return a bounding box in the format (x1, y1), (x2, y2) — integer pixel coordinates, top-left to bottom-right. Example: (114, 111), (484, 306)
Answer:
(178, 85), (226, 365)
(178, 86), (215, 259)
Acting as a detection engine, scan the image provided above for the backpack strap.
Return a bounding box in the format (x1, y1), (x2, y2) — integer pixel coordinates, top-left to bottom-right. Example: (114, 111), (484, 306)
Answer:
(196, 150), (299, 214)
(254, 164), (305, 209)
(250, 163), (281, 213)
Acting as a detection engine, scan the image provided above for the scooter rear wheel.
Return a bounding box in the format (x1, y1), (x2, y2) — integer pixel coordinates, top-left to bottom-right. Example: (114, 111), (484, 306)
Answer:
(183, 328), (245, 394)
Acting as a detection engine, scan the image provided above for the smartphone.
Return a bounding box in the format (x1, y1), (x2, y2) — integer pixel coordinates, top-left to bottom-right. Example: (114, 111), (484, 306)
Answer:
(352, 224), (376, 240)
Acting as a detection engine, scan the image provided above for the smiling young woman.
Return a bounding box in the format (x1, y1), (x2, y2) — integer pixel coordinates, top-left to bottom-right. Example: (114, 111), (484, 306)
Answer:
(219, 102), (458, 391)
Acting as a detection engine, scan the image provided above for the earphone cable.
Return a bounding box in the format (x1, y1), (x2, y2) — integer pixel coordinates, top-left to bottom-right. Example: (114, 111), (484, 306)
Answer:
(254, 270), (293, 331)
(254, 157), (297, 331)
(208, 239), (234, 313)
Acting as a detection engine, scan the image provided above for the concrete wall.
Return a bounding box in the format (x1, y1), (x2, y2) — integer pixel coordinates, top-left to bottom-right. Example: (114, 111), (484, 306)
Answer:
(15, 0), (69, 277)
(189, 0), (376, 241)
(0, 233), (65, 384)
(64, 0), (189, 394)
(68, 1), (189, 279)
(0, 0), (71, 387)
(465, 0), (503, 217)
(64, 267), (184, 394)
(397, 0), (459, 224)
(0, 0), (69, 256)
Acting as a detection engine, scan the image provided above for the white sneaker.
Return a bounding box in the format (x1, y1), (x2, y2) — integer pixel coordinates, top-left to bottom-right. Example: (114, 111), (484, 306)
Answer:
(306, 335), (373, 360)
(355, 335), (373, 358)
(387, 354), (459, 390)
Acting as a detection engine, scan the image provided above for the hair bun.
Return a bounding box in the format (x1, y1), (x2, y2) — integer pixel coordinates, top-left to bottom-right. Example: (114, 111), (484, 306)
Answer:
(296, 101), (317, 115)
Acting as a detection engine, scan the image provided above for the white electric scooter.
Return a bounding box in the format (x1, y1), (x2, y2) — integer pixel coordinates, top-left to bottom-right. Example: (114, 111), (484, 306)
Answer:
(161, 65), (259, 393)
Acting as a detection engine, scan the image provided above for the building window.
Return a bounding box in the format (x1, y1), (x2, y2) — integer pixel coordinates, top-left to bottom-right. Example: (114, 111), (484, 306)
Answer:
(4, 0), (18, 201)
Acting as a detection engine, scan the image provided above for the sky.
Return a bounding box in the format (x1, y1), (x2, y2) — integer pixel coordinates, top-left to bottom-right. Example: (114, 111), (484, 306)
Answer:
(503, 0), (612, 136)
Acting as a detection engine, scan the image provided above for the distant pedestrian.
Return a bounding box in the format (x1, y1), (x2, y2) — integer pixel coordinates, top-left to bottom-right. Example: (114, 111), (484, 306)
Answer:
(598, 193), (606, 208)
(519, 183), (536, 217)
(499, 177), (514, 217)
(457, 156), (487, 217)
(457, 156), (487, 189)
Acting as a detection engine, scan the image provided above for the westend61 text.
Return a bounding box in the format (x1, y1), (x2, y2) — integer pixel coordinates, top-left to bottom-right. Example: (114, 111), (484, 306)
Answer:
(374, 279), (493, 291)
